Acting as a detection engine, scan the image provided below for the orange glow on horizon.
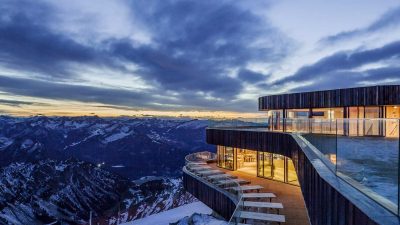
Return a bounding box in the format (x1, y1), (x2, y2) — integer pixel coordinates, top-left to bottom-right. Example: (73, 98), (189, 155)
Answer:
(0, 94), (264, 118)
(1, 108), (264, 119)
(0, 101), (263, 119)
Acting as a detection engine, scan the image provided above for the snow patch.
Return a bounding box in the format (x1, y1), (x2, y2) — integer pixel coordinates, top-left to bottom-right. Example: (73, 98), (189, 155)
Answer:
(21, 139), (33, 149)
(55, 164), (67, 172)
(121, 202), (221, 225)
(111, 165), (125, 168)
(103, 131), (133, 143)
(0, 137), (13, 150)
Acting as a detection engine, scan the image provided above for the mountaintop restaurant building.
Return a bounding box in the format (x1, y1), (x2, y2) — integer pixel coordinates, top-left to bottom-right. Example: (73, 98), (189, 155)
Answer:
(184, 85), (400, 225)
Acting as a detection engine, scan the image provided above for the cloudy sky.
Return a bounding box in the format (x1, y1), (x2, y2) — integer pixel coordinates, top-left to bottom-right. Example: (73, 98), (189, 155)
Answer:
(0, 0), (400, 117)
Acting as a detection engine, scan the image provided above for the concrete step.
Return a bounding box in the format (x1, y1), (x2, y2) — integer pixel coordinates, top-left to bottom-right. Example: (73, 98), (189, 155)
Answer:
(187, 162), (207, 165)
(228, 185), (263, 192)
(187, 165), (211, 171)
(243, 201), (283, 209)
(206, 174), (237, 180)
(242, 193), (276, 199)
(217, 179), (250, 187)
(196, 169), (224, 176)
(236, 211), (285, 223)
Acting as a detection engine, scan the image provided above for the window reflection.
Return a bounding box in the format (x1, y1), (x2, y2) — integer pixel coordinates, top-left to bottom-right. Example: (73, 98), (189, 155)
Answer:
(217, 146), (235, 170)
(273, 154), (285, 182)
(386, 106), (400, 138)
(287, 159), (299, 185)
(257, 151), (299, 186)
(365, 107), (381, 136)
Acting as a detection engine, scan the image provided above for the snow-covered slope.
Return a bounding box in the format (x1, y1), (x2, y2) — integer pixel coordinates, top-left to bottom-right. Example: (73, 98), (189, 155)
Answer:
(0, 160), (195, 225)
(0, 159), (128, 224)
(122, 202), (227, 225)
(0, 116), (214, 224)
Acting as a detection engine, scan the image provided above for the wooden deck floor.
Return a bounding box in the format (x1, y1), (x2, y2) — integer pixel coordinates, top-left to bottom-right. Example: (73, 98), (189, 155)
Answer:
(209, 164), (310, 225)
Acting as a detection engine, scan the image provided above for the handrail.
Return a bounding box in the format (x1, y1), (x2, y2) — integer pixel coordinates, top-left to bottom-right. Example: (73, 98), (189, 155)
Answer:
(227, 184), (244, 224)
(184, 151), (217, 165)
(183, 151), (243, 224)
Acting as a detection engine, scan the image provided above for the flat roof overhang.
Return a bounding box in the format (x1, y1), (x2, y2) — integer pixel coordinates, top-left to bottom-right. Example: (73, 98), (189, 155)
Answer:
(258, 85), (400, 111)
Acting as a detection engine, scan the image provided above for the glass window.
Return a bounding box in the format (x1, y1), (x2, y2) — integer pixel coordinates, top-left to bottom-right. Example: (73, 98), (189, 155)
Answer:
(348, 107), (359, 136)
(257, 152), (274, 179)
(311, 108), (330, 119)
(358, 107), (365, 135)
(287, 109), (309, 118)
(217, 145), (224, 167)
(272, 154), (285, 182)
(286, 109), (310, 132)
(268, 110), (283, 131)
(257, 152), (263, 177)
(257, 152), (299, 186)
(264, 152), (273, 178)
(217, 146), (236, 170)
(225, 147), (235, 170)
(386, 106), (400, 138)
(310, 108), (344, 134)
(236, 149), (257, 176)
(287, 158), (299, 185)
(365, 107), (381, 136)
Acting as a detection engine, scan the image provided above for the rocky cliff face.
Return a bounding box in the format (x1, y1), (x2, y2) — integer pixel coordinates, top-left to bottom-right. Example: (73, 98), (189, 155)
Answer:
(0, 160), (195, 225)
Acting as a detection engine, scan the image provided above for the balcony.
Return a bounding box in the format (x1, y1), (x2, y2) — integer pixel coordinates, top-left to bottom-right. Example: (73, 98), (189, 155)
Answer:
(205, 118), (400, 225)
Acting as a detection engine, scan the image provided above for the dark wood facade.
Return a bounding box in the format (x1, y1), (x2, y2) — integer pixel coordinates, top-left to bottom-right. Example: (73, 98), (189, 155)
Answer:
(259, 85), (400, 110)
(182, 167), (237, 220)
(206, 128), (399, 225)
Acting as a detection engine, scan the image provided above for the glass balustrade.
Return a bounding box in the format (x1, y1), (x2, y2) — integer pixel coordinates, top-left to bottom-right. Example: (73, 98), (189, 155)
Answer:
(208, 118), (400, 215)
(208, 118), (269, 129)
(335, 119), (399, 214)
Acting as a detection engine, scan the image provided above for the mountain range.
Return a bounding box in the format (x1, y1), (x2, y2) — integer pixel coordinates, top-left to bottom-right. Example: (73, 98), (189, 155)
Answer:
(0, 116), (213, 224)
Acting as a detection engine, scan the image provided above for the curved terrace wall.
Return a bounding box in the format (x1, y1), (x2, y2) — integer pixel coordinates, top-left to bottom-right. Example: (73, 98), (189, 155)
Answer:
(206, 128), (399, 225)
(182, 166), (237, 220)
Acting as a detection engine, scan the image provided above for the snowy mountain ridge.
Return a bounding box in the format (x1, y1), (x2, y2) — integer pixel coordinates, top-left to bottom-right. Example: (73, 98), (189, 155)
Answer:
(0, 116), (213, 179)
(0, 116), (214, 224)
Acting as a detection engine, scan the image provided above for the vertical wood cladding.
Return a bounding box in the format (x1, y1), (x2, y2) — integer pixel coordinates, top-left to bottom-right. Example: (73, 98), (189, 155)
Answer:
(206, 128), (381, 225)
(259, 85), (400, 110)
(183, 170), (236, 220)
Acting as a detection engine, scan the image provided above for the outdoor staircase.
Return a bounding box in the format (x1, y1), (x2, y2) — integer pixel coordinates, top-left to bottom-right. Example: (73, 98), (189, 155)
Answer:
(186, 163), (286, 224)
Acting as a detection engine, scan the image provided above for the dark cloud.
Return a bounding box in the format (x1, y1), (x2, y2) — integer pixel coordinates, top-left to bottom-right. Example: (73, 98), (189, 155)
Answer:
(274, 40), (400, 86)
(110, 41), (243, 98)
(0, 0), (292, 111)
(2, 0), (399, 113)
(0, 75), (258, 112)
(0, 99), (49, 107)
(0, 1), (105, 79)
(111, 0), (291, 98)
(320, 6), (400, 44)
(237, 69), (267, 83)
(291, 66), (400, 93)
(0, 75), (152, 108)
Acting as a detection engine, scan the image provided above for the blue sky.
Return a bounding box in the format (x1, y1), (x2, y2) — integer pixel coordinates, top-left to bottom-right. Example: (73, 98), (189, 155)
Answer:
(0, 0), (399, 116)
